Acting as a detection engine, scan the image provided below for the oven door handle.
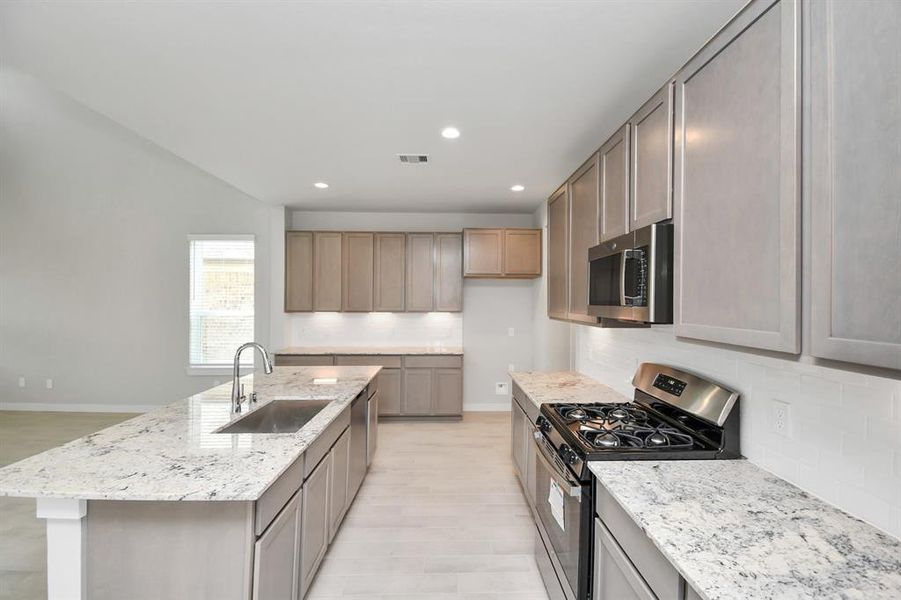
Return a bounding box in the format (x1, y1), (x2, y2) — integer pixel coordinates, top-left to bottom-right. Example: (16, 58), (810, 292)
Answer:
(532, 431), (581, 497)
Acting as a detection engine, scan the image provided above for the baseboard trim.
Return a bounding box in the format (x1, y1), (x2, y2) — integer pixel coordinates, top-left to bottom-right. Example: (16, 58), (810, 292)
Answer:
(0, 402), (157, 414)
(463, 401), (511, 412)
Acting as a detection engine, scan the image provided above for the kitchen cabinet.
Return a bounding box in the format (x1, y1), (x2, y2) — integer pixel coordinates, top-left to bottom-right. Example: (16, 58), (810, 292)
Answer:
(367, 390), (379, 464)
(285, 232), (313, 312)
(593, 519), (657, 600)
(463, 228), (541, 278)
(253, 491), (301, 600)
(435, 233), (463, 311)
(313, 232), (343, 311)
(327, 428), (350, 543)
(405, 233), (435, 312)
(373, 233), (406, 311)
(300, 454), (330, 595)
(629, 83), (673, 231)
(511, 399), (528, 485)
(463, 229), (503, 276)
(377, 368), (402, 416)
(674, 0), (800, 353)
(402, 356), (464, 416)
(807, 0), (901, 370)
(568, 155), (600, 323)
(599, 124), (630, 242)
(547, 185), (569, 320)
(341, 232), (374, 312)
(503, 229), (541, 277)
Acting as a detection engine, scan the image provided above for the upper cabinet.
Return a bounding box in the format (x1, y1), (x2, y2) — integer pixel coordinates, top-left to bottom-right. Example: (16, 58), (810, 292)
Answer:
(674, 0), (800, 353)
(313, 232), (343, 311)
(463, 228), (541, 278)
(547, 186), (569, 320)
(342, 233), (374, 312)
(568, 155), (600, 323)
(807, 0), (901, 370)
(435, 233), (463, 311)
(373, 233), (405, 312)
(405, 233), (436, 312)
(630, 84), (674, 231)
(285, 232), (313, 312)
(285, 230), (462, 313)
(599, 124), (630, 242)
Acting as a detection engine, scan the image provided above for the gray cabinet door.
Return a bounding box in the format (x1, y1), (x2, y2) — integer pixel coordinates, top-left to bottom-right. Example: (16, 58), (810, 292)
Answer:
(599, 124), (630, 242)
(328, 428), (350, 543)
(593, 519), (657, 600)
(300, 455), (330, 595)
(373, 233), (406, 311)
(433, 368), (463, 416)
(341, 232), (374, 312)
(253, 491), (301, 600)
(435, 233), (463, 311)
(376, 368), (402, 416)
(630, 83), (674, 230)
(504, 229), (542, 277)
(569, 154), (600, 322)
(405, 233), (435, 311)
(313, 232), (343, 311)
(547, 186), (569, 319)
(807, 0), (901, 370)
(674, 0), (800, 353)
(463, 229), (504, 276)
(285, 232), (313, 312)
(402, 368), (433, 415)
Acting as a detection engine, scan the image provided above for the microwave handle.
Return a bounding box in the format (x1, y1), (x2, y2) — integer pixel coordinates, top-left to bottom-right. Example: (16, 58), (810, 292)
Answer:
(619, 251), (628, 306)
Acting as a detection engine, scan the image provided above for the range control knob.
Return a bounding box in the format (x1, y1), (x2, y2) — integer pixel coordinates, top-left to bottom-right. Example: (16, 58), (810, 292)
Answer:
(559, 444), (578, 465)
(536, 416), (551, 434)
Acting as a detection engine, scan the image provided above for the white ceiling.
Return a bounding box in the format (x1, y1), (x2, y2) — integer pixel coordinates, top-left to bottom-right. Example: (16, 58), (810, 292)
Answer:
(0, 0), (744, 213)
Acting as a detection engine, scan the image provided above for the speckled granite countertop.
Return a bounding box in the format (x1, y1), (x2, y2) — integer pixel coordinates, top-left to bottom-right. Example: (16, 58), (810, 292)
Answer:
(510, 371), (630, 413)
(589, 460), (901, 600)
(276, 346), (463, 355)
(0, 366), (379, 502)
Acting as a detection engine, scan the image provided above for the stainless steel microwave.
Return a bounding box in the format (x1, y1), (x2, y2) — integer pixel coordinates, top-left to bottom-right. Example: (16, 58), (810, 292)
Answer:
(587, 223), (673, 323)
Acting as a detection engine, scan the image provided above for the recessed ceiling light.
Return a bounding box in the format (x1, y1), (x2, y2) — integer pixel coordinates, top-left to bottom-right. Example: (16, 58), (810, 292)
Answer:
(440, 126), (460, 139)
(313, 182), (329, 189)
(510, 184), (525, 192)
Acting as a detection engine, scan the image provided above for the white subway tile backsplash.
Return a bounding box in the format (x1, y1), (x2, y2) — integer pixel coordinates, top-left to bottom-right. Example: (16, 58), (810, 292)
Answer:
(574, 324), (901, 540)
(286, 312), (463, 347)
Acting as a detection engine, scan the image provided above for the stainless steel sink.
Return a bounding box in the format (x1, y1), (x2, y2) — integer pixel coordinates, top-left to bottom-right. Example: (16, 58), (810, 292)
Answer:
(215, 399), (332, 434)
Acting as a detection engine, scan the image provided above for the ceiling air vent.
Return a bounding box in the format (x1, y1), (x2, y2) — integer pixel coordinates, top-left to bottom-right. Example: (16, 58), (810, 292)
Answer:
(398, 154), (429, 164)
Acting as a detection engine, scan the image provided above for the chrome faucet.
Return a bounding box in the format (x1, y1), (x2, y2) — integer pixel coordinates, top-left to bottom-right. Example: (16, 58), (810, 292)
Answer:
(231, 342), (274, 413)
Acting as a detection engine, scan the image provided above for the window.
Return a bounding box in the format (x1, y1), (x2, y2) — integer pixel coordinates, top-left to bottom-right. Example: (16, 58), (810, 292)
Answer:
(189, 236), (255, 368)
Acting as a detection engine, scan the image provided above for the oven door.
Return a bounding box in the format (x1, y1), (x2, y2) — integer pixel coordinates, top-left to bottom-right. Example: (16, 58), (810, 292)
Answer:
(532, 431), (588, 600)
(587, 232), (639, 321)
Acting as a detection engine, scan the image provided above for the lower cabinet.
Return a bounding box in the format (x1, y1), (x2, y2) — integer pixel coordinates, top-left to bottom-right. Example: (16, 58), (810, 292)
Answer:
(367, 391), (379, 464)
(402, 361), (464, 417)
(253, 491), (302, 600)
(300, 455), (331, 596)
(511, 400), (528, 483)
(594, 519), (657, 600)
(378, 368), (402, 415)
(328, 428), (350, 542)
(403, 369), (433, 414)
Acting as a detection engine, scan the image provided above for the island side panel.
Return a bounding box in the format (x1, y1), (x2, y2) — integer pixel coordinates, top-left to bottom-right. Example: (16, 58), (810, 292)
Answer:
(85, 500), (255, 600)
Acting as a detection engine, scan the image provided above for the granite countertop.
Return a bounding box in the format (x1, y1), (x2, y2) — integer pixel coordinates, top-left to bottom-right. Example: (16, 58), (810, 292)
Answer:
(276, 345), (463, 356)
(589, 460), (901, 600)
(509, 371), (630, 411)
(0, 366), (379, 502)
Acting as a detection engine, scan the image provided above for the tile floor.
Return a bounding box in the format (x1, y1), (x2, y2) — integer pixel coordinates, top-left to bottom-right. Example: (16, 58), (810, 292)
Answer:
(0, 411), (549, 599)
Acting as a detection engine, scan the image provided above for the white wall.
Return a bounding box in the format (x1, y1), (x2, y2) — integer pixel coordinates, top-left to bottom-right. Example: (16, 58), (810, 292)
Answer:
(0, 69), (274, 411)
(283, 210), (536, 410)
(530, 202), (572, 371)
(573, 324), (901, 539)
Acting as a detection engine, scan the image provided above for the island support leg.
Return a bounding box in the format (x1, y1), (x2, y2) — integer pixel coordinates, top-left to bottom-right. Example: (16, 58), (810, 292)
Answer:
(36, 498), (87, 600)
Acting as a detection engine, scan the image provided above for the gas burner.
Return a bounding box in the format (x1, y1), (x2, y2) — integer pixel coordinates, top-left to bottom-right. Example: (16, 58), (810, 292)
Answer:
(556, 403), (650, 427)
(583, 430), (644, 449)
(579, 425), (695, 450)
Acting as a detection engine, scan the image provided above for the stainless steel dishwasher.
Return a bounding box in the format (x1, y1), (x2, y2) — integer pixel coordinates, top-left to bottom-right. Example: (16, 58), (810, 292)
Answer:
(348, 389), (368, 502)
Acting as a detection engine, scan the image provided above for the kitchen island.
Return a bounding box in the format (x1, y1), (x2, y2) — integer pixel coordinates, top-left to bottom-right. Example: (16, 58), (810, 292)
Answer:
(0, 365), (381, 600)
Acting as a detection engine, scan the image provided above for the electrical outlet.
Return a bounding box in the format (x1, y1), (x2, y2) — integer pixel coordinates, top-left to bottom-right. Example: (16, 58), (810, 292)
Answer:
(507, 327), (515, 337)
(18, 377), (26, 388)
(495, 382), (509, 396)
(772, 400), (790, 436)
(508, 363), (515, 372)
(45, 378), (54, 390)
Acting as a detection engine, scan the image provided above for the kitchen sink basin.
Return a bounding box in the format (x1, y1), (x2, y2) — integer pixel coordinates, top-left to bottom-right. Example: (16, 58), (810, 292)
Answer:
(215, 399), (332, 434)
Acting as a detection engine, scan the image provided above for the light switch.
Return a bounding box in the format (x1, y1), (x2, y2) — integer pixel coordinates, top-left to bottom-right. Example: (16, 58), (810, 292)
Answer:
(18, 377), (25, 388)
(507, 327), (515, 337)
(45, 379), (53, 390)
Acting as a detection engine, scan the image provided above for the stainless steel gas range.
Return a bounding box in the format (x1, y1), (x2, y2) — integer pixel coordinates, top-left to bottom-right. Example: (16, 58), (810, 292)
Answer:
(530, 363), (741, 600)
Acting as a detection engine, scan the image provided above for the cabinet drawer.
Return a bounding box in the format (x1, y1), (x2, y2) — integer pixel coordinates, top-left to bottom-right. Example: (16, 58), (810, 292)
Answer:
(596, 483), (682, 600)
(404, 355), (463, 369)
(255, 455), (303, 536)
(335, 355), (402, 368)
(274, 355), (334, 367)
